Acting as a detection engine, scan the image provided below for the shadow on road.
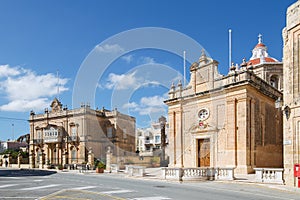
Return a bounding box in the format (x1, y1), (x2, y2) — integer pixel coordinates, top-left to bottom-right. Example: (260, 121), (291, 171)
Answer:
(0, 168), (57, 177)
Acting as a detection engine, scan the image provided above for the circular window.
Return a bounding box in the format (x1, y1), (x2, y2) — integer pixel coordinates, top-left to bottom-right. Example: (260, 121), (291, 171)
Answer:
(198, 108), (209, 121)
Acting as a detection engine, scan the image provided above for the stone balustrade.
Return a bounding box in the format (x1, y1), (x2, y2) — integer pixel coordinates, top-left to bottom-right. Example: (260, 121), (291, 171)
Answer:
(110, 164), (119, 173)
(162, 168), (183, 181)
(215, 168), (235, 180)
(126, 165), (145, 177)
(162, 167), (235, 182)
(254, 168), (284, 184)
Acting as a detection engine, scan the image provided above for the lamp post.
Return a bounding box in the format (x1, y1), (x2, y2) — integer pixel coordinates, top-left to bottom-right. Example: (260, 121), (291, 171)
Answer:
(159, 116), (167, 167)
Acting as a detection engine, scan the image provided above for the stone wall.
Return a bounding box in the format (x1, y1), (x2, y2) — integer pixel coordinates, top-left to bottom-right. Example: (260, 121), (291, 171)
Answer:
(283, 0), (300, 187)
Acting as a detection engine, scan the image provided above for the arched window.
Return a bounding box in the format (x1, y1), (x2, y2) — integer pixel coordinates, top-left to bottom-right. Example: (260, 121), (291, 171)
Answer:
(270, 75), (279, 89)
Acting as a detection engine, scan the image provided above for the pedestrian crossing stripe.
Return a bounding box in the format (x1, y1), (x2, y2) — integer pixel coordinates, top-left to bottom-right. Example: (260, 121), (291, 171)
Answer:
(20, 184), (60, 190)
(0, 184), (19, 188)
(102, 189), (135, 194)
(131, 197), (171, 200)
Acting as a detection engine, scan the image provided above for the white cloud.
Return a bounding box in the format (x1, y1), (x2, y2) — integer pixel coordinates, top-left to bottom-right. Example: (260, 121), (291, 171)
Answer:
(104, 71), (140, 90)
(95, 44), (124, 53)
(122, 95), (166, 116)
(0, 98), (49, 112)
(140, 96), (165, 107)
(4, 72), (68, 100)
(138, 56), (156, 64)
(121, 54), (133, 64)
(122, 102), (138, 109)
(0, 65), (69, 112)
(0, 65), (22, 77)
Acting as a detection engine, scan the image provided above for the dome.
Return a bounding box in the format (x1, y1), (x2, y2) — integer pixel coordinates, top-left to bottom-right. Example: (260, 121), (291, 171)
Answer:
(247, 34), (279, 66)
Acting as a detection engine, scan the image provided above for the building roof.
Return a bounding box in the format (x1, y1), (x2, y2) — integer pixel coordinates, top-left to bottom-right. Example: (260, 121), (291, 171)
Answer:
(247, 34), (279, 66)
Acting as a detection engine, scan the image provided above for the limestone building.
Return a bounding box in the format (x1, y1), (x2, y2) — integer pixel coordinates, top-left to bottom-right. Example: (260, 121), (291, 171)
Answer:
(165, 37), (283, 174)
(136, 121), (169, 155)
(28, 98), (135, 168)
(282, 0), (300, 187)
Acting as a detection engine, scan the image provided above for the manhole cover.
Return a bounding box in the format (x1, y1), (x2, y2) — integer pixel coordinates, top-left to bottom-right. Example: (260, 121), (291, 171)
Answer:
(154, 185), (166, 188)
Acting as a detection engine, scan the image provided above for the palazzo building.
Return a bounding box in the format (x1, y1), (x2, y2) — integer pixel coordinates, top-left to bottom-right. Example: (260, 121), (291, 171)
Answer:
(28, 98), (135, 168)
(282, 0), (300, 187)
(165, 37), (283, 174)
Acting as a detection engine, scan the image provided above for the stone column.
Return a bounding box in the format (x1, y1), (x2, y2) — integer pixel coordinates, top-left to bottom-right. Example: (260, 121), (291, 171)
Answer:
(56, 144), (59, 165)
(62, 149), (68, 167)
(45, 145), (49, 165)
(39, 152), (44, 169)
(17, 153), (22, 168)
(29, 150), (35, 168)
(7, 154), (12, 167)
(88, 148), (94, 167)
(226, 98), (237, 168)
(106, 147), (112, 172)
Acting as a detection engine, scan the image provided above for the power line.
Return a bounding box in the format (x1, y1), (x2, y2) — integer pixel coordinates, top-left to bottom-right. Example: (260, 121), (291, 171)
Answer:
(0, 116), (28, 121)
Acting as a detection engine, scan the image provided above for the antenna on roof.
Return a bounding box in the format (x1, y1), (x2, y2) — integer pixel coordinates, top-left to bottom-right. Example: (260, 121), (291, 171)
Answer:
(183, 50), (186, 87)
(229, 29), (232, 68)
(56, 70), (60, 100)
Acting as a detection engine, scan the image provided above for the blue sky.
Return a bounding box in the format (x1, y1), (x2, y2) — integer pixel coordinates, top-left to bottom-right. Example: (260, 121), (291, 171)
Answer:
(0, 0), (295, 141)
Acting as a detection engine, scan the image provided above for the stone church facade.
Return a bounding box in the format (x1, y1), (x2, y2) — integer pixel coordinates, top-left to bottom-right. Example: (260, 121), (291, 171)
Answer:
(28, 98), (135, 168)
(282, 0), (300, 187)
(165, 37), (283, 174)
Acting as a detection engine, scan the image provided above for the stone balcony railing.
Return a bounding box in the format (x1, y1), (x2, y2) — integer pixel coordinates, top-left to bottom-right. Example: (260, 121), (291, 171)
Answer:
(254, 168), (284, 184)
(32, 139), (43, 144)
(67, 136), (79, 142)
(161, 167), (235, 182)
(44, 136), (62, 143)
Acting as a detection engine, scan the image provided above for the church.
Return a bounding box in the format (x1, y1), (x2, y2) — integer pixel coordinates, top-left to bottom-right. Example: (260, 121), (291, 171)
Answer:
(165, 36), (283, 174)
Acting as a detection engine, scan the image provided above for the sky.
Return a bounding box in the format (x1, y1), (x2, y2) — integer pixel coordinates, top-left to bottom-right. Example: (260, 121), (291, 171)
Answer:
(0, 0), (296, 141)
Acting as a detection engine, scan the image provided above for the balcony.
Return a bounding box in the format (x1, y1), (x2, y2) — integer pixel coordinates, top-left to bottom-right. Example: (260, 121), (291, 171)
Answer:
(145, 140), (154, 145)
(33, 139), (43, 144)
(44, 136), (62, 143)
(67, 136), (79, 143)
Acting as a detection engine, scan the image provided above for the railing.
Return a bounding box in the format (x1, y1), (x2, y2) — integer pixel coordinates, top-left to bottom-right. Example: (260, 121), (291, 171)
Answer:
(145, 140), (153, 144)
(162, 167), (235, 182)
(162, 168), (182, 181)
(254, 168), (284, 184)
(67, 136), (79, 142)
(33, 139), (43, 144)
(215, 168), (235, 180)
(44, 136), (62, 143)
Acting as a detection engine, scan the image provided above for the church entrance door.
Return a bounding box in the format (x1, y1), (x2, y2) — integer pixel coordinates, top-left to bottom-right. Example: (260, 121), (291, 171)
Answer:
(197, 139), (210, 167)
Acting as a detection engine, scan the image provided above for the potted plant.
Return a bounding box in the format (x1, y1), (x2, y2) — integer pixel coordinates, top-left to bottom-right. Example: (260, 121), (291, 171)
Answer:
(96, 162), (105, 173)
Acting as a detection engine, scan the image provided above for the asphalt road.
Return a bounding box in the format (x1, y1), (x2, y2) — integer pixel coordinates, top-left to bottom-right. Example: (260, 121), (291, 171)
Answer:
(0, 168), (299, 200)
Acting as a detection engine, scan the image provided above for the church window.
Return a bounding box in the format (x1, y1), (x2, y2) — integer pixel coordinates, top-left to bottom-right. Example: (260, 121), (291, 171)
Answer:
(198, 108), (210, 121)
(270, 75), (279, 89)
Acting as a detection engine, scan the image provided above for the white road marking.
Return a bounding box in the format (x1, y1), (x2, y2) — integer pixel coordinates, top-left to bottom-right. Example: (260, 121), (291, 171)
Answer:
(0, 177), (22, 179)
(20, 184), (60, 190)
(102, 189), (134, 194)
(33, 179), (43, 182)
(0, 184), (19, 188)
(0, 197), (38, 199)
(131, 197), (171, 200)
(73, 186), (97, 190)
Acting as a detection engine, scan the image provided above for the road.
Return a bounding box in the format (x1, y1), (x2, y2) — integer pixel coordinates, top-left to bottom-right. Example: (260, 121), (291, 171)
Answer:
(0, 168), (299, 200)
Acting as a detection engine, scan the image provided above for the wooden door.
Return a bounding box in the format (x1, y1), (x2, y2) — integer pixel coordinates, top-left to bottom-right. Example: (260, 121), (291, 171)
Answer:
(197, 139), (210, 167)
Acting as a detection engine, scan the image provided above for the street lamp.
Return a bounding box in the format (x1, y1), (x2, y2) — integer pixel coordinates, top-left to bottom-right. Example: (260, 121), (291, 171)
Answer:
(159, 116), (167, 167)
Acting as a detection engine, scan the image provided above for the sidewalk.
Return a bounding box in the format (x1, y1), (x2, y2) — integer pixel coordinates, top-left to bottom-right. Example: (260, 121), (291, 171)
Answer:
(4, 166), (300, 194)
